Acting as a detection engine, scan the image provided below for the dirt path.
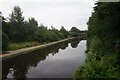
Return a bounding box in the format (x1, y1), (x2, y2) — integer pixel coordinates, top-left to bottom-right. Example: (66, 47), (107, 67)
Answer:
(0, 37), (75, 60)
(0, 45), (43, 58)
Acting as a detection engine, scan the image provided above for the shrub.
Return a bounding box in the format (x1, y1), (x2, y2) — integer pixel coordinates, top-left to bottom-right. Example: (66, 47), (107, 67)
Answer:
(74, 37), (120, 79)
(74, 51), (119, 79)
(34, 29), (60, 42)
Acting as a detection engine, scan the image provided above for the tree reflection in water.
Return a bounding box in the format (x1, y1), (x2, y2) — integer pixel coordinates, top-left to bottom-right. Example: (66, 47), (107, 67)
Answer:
(70, 38), (81, 48)
(2, 38), (81, 79)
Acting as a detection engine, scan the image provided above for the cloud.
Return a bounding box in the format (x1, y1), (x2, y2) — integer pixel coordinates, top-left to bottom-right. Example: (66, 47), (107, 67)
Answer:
(1, 0), (95, 30)
(1, 0), (95, 3)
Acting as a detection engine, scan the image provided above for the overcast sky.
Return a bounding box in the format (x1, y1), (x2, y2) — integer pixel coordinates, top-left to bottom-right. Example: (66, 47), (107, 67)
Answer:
(1, 0), (95, 30)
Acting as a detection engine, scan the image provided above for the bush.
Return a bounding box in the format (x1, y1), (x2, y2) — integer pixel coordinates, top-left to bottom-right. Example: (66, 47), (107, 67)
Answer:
(45, 30), (59, 42)
(89, 37), (105, 56)
(34, 29), (60, 42)
(55, 32), (65, 39)
(70, 32), (79, 37)
(74, 37), (120, 79)
(74, 2), (120, 80)
(74, 51), (119, 79)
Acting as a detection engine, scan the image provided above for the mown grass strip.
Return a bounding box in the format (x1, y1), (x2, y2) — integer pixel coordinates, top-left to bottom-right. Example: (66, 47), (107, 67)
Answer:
(1, 37), (75, 60)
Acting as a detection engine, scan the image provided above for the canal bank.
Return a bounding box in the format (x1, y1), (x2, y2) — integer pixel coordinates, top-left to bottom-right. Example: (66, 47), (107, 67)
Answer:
(2, 39), (86, 78)
(1, 37), (75, 60)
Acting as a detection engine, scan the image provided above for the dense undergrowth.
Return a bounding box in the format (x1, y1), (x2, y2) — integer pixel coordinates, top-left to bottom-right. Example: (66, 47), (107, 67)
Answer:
(74, 2), (120, 79)
(74, 37), (120, 79)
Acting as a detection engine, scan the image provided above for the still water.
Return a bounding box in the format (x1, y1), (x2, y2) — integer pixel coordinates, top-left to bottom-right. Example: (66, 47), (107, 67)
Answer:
(2, 38), (86, 79)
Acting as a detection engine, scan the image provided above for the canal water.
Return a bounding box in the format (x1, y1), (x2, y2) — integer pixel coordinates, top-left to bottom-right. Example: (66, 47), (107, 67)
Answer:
(2, 38), (86, 79)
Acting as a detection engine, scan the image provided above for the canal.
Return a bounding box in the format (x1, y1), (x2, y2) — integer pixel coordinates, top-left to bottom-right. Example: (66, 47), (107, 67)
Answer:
(2, 38), (86, 79)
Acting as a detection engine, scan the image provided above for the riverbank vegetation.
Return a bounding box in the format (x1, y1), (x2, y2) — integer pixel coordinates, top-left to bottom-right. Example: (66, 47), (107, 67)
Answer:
(1, 6), (82, 52)
(74, 2), (120, 79)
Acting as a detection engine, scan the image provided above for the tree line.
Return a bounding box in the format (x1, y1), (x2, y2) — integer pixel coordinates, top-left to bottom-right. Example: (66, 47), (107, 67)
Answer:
(74, 2), (120, 79)
(1, 6), (81, 51)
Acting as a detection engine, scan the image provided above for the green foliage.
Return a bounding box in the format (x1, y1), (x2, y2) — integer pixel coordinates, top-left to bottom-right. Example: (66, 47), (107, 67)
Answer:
(74, 2), (120, 79)
(45, 30), (59, 42)
(87, 2), (120, 51)
(75, 52), (119, 79)
(50, 26), (65, 39)
(34, 26), (60, 42)
(1, 6), (78, 51)
(2, 17), (9, 36)
(69, 27), (80, 37)
(2, 6), (39, 42)
(8, 6), (26, 42)
(24, 17), (38, 40)
(90, 37), (104, 53)
(56, 32), (64, 39)
(60, 26), (69, 38)
(2, 31), (9, 51)
(6, 6), (38, 42)
(70, 32), (78, 37)
(74, 38), (119, 79)
(7, 42), (40, 50)
(9, 6), (24, 22)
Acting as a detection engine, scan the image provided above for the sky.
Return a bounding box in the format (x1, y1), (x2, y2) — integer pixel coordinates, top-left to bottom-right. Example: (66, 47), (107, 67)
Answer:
(0, 0), (96, 30)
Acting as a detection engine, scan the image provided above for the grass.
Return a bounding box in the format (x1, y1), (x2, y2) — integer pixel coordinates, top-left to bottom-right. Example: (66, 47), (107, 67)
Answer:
(6, 37), (75, 51)
(6, 41), (45, 50)
(2, 37), (75, 60)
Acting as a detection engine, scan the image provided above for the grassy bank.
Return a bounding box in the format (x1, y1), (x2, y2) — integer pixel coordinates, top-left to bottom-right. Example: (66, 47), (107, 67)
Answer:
(74, 37), (120, 79)
(1, 37), (75, 60)
(74, 52), (119, 79)
(6, 41), (46, 50)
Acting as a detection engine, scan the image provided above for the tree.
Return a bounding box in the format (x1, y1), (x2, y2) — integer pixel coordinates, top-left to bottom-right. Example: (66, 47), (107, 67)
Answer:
(88, 2), (120, 51)
(69, 27), (80, 37)
(2, 16), (9, 36)
(1, 12), (9, 51)
(25, 17), (38, 40)
(60, 26), (69, 38)
(34, 28), (59, 42)
(39, 24), (47, 30)
(50, 26), (64, 39)
(8, 6), (26, 42)
(9, 6), (24, 22)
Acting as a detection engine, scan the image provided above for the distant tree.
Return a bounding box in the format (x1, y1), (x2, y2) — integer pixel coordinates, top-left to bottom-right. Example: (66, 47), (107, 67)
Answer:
(51, 26), (55, 30)
(9, 6), (24, 22)
(8, 6), (26, 42)
(69, 27), (80, 37)
(50, 26), (64, 39)
(35, 24), (63, 42)
(70, 27), (80, 33)
(34, 28), (59, 42)
(39, 24), (47, 30)
(60, 26), (69, 38)
(25, 17), (38, 40)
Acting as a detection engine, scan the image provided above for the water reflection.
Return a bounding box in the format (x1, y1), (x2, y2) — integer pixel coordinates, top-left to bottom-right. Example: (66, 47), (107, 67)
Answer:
(70, 38), (81, 48)
(2, 38), (86, 79)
